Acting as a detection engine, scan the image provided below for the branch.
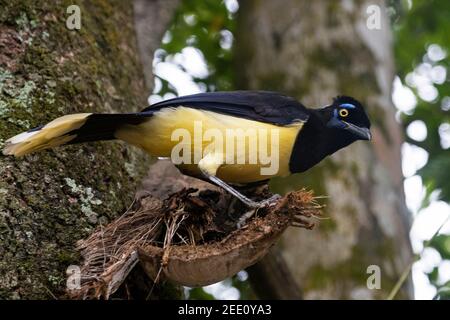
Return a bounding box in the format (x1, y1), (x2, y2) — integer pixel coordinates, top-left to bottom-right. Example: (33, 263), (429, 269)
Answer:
(69, 160), (320, 299)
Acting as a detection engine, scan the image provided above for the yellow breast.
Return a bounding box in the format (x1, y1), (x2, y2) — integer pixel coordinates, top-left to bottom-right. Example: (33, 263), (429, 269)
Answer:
(116, 107), (304, 183)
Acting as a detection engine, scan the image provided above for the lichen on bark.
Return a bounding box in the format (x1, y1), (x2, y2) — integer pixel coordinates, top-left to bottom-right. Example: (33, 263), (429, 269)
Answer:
(0, 0), (150, 299)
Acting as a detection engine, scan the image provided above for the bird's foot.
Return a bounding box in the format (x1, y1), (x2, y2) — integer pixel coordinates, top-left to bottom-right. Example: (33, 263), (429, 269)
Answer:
(244, 194), (282, 209)
(236, 194), (282, 228)
(257, 194), (282, 207)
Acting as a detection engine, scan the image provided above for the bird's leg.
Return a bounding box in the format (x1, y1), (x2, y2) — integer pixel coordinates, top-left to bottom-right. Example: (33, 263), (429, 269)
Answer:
(197, 153), (259, 207)
(206, 174), (260, 208)
(197, 153), (281, 209)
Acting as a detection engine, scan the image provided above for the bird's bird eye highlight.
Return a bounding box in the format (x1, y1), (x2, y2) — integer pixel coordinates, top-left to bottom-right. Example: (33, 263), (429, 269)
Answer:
(339, 109), (349, 117)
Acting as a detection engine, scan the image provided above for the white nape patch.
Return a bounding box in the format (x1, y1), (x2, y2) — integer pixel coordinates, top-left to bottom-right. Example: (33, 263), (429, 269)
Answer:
(6, 130), (40, 144)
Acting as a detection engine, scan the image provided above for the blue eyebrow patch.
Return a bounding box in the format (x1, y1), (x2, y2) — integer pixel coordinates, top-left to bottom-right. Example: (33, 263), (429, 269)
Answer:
(340, 103), (356, 109)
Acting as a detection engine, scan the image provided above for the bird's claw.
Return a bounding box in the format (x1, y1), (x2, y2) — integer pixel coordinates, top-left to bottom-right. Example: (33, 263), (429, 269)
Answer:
(237, 194), (282, 228)
(257, 194), (282, 208)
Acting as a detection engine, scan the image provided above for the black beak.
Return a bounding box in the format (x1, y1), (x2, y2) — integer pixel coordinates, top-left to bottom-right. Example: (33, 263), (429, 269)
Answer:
(342, 121), (371, 140)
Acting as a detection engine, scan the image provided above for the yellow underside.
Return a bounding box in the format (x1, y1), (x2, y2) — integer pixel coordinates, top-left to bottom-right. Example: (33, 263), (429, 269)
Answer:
(116, 107), (303, 183)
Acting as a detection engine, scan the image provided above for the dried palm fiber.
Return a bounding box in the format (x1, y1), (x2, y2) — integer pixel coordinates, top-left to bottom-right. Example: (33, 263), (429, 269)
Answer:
(68, 162), (323, 299)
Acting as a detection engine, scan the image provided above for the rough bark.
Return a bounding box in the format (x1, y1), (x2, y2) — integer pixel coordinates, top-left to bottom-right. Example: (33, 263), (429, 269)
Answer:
(0, 0), (176, 299)
(235, 0), (413, 299)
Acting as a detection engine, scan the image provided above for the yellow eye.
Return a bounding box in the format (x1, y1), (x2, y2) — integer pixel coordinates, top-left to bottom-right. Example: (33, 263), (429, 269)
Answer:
(339, 109), (349, 117)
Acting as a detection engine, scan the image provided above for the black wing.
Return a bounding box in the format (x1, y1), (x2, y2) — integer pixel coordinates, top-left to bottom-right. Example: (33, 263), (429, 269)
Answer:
(141, 91), (310, 125)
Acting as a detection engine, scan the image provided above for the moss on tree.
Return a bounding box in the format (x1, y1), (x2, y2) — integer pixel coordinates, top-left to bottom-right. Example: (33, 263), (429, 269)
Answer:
(0, 0), (149, 299)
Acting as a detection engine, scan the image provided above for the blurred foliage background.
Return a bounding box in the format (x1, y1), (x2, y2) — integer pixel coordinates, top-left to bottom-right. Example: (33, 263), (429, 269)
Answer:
(150, 0), (449, 299)
(150, 0), (235, 101)
(395, 0), (450, 206)
(394, 0), (450, 299)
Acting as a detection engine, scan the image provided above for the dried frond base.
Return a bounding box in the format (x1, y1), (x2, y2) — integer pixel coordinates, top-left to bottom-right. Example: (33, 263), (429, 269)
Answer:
(68, 185), (323, 299)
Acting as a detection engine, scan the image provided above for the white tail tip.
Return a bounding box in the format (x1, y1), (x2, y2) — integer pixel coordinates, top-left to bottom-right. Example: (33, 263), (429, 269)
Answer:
(2, 113), (91, 157)
(3, 131), (40, 155)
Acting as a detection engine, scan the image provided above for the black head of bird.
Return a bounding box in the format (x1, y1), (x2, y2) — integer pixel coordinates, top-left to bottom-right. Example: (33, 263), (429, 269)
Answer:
(324, 96), (371, 141)
(290, 95), (371, 173)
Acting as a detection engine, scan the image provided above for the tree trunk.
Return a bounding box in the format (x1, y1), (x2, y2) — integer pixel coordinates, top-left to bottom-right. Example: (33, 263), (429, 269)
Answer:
(236, 0), (413, 299)
(0, 0), (177, 299)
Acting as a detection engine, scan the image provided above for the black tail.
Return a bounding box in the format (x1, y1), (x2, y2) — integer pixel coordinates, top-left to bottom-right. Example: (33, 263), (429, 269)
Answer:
(68, 113), (148, 144)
